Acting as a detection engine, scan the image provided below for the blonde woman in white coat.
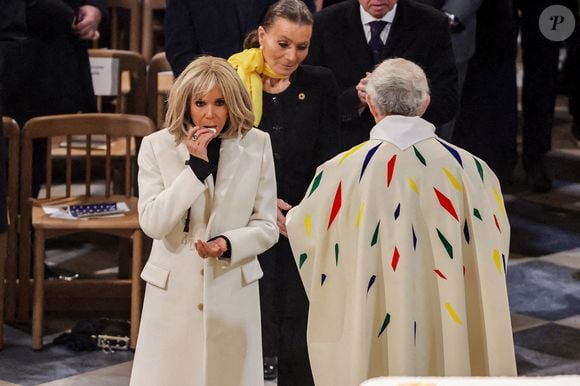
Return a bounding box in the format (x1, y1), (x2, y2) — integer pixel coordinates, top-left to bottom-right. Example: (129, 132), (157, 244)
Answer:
(130, 56), (279, 386)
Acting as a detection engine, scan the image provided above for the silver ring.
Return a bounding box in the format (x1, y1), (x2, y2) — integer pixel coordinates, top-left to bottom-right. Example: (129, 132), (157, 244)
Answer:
(191, 133), (199, 141)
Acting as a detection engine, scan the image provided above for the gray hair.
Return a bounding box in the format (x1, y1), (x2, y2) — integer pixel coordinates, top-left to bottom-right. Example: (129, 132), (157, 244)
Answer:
(366, 58), (430, 117)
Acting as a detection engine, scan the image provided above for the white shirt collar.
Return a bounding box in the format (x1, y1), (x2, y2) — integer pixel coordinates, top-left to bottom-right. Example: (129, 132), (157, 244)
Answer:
(360, 4), (397, 25)
(369, 115), (437, 150)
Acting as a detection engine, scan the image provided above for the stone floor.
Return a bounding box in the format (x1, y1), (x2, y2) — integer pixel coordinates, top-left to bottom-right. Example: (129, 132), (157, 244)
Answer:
(1, 101), (579, 385)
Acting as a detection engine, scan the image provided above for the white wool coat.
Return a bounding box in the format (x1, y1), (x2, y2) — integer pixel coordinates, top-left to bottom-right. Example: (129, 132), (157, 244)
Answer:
(130, 128), (278, 386)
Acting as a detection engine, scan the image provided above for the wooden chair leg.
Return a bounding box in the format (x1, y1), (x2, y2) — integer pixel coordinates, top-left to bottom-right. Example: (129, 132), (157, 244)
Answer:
(32, 230), (45, 350)
(17, 225), (32, 322)
(130, 229), (143, 350)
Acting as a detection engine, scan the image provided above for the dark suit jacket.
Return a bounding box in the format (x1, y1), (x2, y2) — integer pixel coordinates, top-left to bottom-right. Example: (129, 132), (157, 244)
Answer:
(306, 0), (458, 150)
(165, 0), (277, 76)
(26, 0), (107, 119)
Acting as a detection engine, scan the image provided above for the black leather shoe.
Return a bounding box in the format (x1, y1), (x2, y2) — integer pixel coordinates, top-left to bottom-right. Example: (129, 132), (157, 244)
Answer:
(263, 356), (278, 380)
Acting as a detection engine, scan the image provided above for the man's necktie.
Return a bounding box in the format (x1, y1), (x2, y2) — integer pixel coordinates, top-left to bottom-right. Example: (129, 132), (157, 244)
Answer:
(369, 20), (388, 64)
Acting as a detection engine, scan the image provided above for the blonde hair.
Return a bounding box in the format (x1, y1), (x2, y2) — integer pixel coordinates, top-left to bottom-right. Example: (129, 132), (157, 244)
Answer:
(165, 56), (254, 143)
(366, 58), (430, 117)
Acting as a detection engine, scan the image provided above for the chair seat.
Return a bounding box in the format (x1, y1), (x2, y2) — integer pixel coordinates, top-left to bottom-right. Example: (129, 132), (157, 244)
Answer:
(32, 195), (139, 230)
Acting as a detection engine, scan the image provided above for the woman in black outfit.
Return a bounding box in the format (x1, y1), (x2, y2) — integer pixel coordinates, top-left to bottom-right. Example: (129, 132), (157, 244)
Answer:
(229, 0), (340, 384)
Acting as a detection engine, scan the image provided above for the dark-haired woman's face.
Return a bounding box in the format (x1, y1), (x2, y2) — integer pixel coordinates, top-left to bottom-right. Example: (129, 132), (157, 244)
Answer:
(258, 18), (312, 76)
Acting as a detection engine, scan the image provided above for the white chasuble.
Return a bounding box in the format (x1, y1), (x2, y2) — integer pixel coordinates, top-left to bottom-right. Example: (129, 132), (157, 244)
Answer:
(286, 116), (517, 386)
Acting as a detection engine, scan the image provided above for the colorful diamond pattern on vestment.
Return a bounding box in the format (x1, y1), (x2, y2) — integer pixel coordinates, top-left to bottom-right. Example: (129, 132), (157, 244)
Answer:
(305, 215), (311, 237)
(367, 275), (376, 294)
(412, 225), (417, 250)
(474, 157), (484, 182)
(391, 246), (400, 271)
(394, 203), (400, 220)
(413, 146), (426, 166)
(335, 243), (339, 266)
(493, 214), (501, 233)
(437, 139), (463, 167)
(308, 171), (323, 197)
(321, 273), (327, 286)
(356, 202), (365, 227)
(434, 187), (459, 221)
(339, 143), (365, 165)
(463, 220), (470, 244)
(474, 208), (482, 220)
(299, 253), (308, 269)
(445, 303), (463, 325)
(371, 221), (380, 247)
(378, 313), (391, 337)
(387, 155), (397, 187)
(360, 143), (381, 181)
(493, 187), (507, 218)
(437, 229), (453, 259)
(442, 167), (463, 192)
(493, 249), (502, 273)
(409, 177), (419, 194)
(328, 182), (342, 229)
(434, 269), (447, 280)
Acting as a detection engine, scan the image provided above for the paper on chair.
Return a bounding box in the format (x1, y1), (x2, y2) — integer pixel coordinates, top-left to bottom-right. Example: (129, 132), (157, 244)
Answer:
(42, 202), (129, 220)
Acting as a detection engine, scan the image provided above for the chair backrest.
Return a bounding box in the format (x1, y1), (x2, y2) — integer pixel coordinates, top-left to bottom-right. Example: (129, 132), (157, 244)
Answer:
(106, 0), (142, 52)
(1, 117), (19, 324)
(20, 113), (155, 203)
(147, 52), (173, 129)
(141, 0), (166, 61)
(89, 49), (147, 115)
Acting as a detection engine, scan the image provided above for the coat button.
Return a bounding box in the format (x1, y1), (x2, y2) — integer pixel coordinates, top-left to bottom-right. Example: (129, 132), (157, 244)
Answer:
(200, 268), (204, 276)
(274, 152), (281, 160)
(197, 303), (204, 311)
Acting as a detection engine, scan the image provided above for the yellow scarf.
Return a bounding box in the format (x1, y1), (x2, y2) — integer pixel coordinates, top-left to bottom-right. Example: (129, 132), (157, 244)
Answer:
(228, 48), (288, 126)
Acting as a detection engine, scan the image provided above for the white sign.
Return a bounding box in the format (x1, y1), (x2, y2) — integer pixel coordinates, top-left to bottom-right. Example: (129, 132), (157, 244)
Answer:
(90, 57), (120, 96)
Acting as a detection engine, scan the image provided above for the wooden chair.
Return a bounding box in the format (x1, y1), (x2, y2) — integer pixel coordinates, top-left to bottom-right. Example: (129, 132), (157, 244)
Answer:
(19, 113), (155, 350)
(1, 117), (20, 349)
(147, 52), (173, 129)
(106, 0), (142, 52)
(141, 0), (166, 61)
(89, 49), (147, 116)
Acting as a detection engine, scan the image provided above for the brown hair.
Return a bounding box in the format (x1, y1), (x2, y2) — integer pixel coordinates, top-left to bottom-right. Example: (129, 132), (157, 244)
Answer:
(165, 56), (254, 143)
(244, 0), (314, 49)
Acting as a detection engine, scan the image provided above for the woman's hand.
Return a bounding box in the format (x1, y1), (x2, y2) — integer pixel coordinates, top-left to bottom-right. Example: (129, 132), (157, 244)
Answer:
(277, 198), (292, 237)
(185, 126), (217, 161)
(195, 237), (228, 258)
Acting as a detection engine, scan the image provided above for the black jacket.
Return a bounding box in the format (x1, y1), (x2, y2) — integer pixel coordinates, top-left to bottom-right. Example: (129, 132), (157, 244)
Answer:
(259, 64), (341, 206)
